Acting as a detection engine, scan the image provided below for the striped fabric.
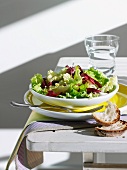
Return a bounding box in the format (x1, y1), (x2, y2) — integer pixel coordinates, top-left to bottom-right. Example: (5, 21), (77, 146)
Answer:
(6, 119), (97, 170)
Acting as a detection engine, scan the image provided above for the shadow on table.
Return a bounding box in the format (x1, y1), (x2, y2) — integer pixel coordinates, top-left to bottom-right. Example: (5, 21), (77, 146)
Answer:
(118, 76), (127, 84)
(37, 153), (83, 170)
(0, 156), (9, 162)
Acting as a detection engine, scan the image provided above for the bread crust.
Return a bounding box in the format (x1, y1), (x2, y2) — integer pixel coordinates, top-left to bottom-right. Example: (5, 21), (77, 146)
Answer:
(93, 102), (127, 137)
(95, 120), (127, 137)
(93, 107), (120, 126)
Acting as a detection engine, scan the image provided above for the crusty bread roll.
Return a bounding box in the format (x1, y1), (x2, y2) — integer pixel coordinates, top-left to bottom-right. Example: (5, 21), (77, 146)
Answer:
(95, 120), (127, 137)
(93, 102), (120, 126)
(93, 101), (127, 137)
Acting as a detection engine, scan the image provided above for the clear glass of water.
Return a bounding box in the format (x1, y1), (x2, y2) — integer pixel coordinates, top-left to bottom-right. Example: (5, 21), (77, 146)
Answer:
(85, 34), (119, 76)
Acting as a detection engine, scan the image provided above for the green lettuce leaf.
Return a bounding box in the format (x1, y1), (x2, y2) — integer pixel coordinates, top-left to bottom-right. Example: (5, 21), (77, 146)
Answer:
(85, 67), (109, 86)
(31, 73), (43, 87)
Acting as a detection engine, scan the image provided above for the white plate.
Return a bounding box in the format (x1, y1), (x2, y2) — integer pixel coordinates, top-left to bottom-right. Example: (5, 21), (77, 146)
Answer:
(24, 90), (93, 120)
(29, 84), (119, 108)
(24, 81), (127, 120)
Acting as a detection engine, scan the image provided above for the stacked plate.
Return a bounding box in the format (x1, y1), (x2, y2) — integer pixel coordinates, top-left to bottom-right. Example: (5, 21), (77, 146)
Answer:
(23, 78), (127, 120)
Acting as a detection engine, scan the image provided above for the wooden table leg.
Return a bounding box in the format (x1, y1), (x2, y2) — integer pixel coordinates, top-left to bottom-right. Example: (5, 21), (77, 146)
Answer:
(83, 153), (93, 170)
(83, 153), (127, 169)
(84, 162), (127, 169)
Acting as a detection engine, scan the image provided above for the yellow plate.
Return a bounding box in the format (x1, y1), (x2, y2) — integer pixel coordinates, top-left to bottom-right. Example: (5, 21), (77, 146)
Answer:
(110, 83), (127, 107)
(24, 83), (127, 120)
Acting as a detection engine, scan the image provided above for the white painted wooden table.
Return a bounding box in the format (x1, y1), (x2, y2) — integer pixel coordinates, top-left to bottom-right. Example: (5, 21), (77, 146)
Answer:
(26, 57), (127, 169)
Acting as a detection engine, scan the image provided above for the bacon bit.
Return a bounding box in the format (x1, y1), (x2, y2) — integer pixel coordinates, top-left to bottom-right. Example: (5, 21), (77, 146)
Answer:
(87, 88), (101, 94)
(81, 73), (102, 88)
(46, 90), (59, 97)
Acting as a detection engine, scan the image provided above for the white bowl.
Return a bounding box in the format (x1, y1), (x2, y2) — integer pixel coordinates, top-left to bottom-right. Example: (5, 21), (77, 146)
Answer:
(29, 84), (119, 108)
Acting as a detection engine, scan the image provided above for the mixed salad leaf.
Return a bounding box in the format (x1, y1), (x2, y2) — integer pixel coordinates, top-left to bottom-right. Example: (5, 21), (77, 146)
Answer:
(31, 65), (118, 99)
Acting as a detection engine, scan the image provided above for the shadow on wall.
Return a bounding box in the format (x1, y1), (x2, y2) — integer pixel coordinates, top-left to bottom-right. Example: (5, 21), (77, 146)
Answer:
(0, 0), (69, 28)
(103, 23), (127, 57)
(0, 24), (127, 128)
(0, 42), (86, 129)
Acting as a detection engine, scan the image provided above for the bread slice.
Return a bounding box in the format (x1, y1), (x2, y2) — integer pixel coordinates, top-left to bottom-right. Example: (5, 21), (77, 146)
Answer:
(95, 120), (127, 137)
(93, 102), (120, 126)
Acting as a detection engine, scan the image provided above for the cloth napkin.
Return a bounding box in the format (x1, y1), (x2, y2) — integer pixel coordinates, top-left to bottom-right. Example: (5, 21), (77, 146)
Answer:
(5, 111), (97, 170)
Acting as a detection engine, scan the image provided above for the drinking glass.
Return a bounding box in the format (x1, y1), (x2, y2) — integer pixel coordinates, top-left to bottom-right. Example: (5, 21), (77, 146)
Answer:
(85, 34), (119, 76)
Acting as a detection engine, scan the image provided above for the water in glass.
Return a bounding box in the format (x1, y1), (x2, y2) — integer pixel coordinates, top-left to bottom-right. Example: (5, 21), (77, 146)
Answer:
(85, 35), (119, 76)
(87, 46), (117, 76)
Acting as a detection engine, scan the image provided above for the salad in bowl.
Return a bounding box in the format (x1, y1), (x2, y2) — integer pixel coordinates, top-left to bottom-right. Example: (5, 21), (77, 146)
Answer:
(29, 65), (119, 107)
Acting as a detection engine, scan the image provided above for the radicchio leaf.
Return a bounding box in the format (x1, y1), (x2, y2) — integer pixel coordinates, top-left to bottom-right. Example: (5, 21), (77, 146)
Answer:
(65, 65), (75, 75)
(41, 78), (52, 88)
(87, 88), (101, 94)
(46, 90), (59, 97)
(81, 73), (102, 88)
